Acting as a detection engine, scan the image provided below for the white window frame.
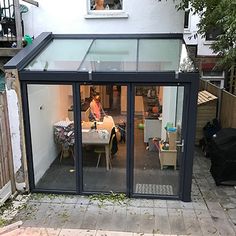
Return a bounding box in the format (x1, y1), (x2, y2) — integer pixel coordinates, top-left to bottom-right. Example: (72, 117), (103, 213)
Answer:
(85, 0), (128, 19)
(201, 71), (225, 89)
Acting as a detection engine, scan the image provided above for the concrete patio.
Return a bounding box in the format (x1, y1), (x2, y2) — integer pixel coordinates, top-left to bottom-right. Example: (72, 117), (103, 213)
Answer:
(0, 147), (236, 236)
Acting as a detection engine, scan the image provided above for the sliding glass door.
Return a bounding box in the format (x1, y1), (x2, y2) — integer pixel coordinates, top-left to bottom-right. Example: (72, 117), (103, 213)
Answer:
(79, 84), (127, 193)
(133, 84), (185, 197)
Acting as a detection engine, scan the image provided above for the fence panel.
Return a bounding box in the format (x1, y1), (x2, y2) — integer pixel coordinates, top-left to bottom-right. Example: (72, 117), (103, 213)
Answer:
(199, 79), (206, 91)
(220, 90), (236, 128)
(0, 92), (13, 204)
(198, 79), (236, 134)
(206, 82), (221, 97)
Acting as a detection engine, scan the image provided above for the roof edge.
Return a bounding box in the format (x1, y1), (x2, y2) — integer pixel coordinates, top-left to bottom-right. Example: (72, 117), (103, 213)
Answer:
(4, 32), (53, 70)
(53, 33), (183, 40)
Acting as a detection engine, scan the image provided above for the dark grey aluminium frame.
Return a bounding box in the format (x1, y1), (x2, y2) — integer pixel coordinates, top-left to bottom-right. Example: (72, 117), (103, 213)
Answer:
(5, 32), (199, 202)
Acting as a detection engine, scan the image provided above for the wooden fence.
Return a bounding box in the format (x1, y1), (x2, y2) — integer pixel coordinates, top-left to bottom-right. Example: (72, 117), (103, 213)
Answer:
(199, 79), (236, 128)
(0, 92), (14, 205)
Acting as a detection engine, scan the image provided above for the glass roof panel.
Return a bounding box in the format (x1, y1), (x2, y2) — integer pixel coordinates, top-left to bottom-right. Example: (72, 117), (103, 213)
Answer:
(78, 39), (137, 72)
(23, 37), (187, 73)
(25, 39), (93, 71)
(138, 39), (182, 71)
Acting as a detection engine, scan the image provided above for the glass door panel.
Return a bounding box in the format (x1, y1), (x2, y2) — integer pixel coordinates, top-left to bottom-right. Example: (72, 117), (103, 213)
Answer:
(27, 84), (75, 191)
(133, 85), (184, 196)
(80, 84), (127, 192)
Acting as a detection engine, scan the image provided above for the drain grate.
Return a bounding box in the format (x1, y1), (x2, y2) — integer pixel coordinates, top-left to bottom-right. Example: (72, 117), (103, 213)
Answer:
(135, 184), (173, 195)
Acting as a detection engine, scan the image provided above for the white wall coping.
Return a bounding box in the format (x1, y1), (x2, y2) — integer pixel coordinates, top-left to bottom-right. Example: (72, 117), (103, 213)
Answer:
(85, 12), (129, 19)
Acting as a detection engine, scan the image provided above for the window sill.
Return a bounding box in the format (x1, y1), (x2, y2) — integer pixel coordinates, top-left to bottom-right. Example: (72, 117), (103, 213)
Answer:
(85, 12), (129, 19)
(204, 40), (215, 45)
(184, 28), (191, 33)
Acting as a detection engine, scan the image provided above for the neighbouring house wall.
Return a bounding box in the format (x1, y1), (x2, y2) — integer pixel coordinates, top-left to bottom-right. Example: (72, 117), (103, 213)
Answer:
(197, 38), (217, 57)
(183, 11), (198, 46)
(183, 10), (217, 57)
(28, 85), (70, 184)
(21, 0), (184, 36)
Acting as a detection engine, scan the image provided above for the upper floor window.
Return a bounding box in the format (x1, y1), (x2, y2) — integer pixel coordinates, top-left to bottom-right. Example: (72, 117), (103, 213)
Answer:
(90, 0), (123, 11)
(86, 0), (128, 18)
(184, 3), (190, 30)
(184, 10), (190, 29)
(205, 27), (222, 41)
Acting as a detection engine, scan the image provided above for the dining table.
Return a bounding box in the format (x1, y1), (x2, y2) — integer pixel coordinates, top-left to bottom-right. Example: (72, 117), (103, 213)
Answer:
(81, 121), (114, 170)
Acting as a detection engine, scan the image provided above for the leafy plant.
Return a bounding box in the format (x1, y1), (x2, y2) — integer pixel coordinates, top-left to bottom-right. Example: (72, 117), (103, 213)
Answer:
(89, 192), (128, 207)
(177, 0), (236, 68)
(0, 218), (7, 227)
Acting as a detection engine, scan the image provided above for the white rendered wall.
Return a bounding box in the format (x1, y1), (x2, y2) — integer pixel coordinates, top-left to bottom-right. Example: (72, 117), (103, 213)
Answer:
(161, 86), (177, 140)
(6, 89), (22, 174)
(27, 85), (70, 184)
(21, 0), (184, 37)
(197, 37), (218, 56)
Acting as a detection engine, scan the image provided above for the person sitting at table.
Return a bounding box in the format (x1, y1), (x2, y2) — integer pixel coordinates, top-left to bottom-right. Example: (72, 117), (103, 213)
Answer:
(91, 0), (106, 10)
(89, 93), (106, 121)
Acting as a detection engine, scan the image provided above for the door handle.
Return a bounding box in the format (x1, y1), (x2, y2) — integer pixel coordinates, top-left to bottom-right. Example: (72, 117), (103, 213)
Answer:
(176, 139), (184, 152)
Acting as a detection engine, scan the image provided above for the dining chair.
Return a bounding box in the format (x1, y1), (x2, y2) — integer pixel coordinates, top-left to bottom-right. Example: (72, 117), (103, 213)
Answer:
(95, 133), (115, 169)
(59, 144), (74, 163)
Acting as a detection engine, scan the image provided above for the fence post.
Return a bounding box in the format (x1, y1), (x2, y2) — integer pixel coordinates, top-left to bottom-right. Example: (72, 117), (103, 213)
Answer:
(13, 0), (23, 49)
(217, 88), (223, 123)
(204, 80), (207, 91)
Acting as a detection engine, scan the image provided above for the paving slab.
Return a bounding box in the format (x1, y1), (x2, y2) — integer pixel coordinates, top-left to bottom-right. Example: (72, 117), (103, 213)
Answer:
(211, 217), (236, 236)
(197, 216), (220, 236)
(96, 205), (114, 231)
(109, 205), (127, 231)
(125, 206), (141, 233)
(62, 204), (86, 229)
(59, 228), (96, 236)
(78, 204), (98, 230)
(153, 200), (167, 208)
(183, 214), (203, 236)
(169, 214), (186, 235)
(139, 207), (155, 234)
(227, 208), (236, 219)
(154, 208), (171, 235)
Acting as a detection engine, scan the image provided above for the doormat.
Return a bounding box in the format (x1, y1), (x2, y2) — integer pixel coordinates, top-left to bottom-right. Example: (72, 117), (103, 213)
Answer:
(135, 184), (173, 195)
